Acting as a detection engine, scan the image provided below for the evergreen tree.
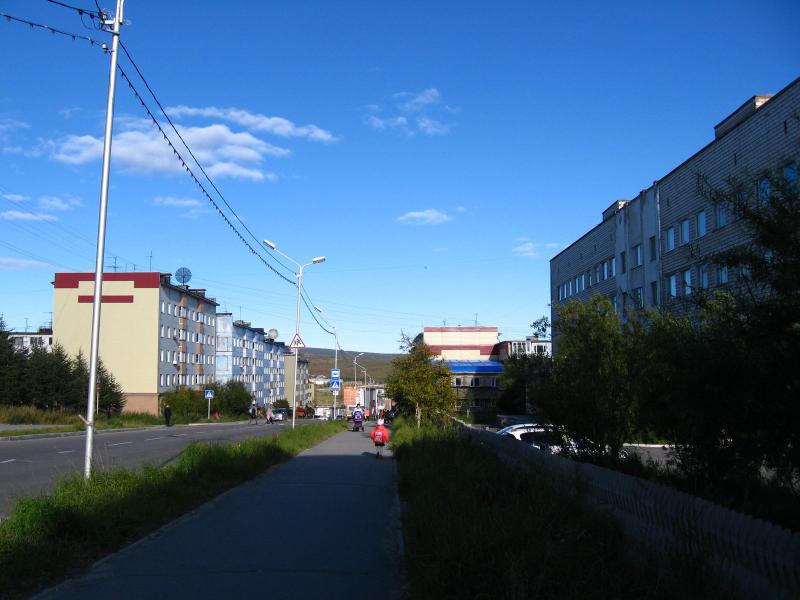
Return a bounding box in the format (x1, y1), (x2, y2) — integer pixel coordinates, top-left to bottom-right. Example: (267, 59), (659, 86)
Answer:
(0, 316), (25, 406)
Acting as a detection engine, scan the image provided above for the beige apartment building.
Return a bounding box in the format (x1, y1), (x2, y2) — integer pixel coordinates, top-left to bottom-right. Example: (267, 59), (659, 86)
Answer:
(551, 77), (800, 340)
(53, 272), (218, 414)
(422, 326), (500, 360)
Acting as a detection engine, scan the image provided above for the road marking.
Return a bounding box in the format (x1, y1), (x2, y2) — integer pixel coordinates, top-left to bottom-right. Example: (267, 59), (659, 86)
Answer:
(169, 434), (188, 437)
(0, 459), (15, 464)
(107, 441), (133, 447)
(145, 436), (164, 441)
(57, 450), (76, 454)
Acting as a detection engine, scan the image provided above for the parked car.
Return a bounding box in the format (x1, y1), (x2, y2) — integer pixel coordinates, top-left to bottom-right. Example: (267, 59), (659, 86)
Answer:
(497, 423), (569, 454)
(272, 409), (287, 422)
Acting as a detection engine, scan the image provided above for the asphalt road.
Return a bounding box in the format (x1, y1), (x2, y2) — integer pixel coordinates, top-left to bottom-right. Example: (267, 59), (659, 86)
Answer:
(0, 419), (308, 517)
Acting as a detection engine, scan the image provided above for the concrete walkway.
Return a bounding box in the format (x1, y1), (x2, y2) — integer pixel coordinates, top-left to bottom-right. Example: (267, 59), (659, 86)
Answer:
(38, 425), (403, 600)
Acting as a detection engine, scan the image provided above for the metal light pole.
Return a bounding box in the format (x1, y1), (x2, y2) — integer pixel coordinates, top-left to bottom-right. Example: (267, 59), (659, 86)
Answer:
(314, 305), (338, 420)
(84, 0), (124, 480)
(360, 367), (368, 417)
(354, 352), (364, 412)
(263, 240), (325, 429)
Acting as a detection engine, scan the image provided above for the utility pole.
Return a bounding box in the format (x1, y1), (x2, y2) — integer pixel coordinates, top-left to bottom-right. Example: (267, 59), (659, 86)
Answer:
(84, 0), (124, 481)
(148, 250), (153, 271)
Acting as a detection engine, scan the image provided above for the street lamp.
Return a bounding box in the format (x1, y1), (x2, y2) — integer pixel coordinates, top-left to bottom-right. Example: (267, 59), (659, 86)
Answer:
(360, 366), (369, 418)
(263, 239), (326, 429)
(354, 352), (364, 414)
(314, 305), (338, 420)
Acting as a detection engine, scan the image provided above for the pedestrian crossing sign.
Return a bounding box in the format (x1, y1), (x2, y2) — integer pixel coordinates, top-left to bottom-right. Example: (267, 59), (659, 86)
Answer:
(204, 389), (214, 400)
(289, 333), (305, 349)
(330, 379), (341, 391)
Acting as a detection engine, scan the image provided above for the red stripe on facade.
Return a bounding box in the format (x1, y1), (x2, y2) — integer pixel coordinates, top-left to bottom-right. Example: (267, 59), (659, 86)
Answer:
(55, 272), (160, 289)
(424, 326), (498, 333)
(77, 295), (135, 303)
(427, 345), (496, 355)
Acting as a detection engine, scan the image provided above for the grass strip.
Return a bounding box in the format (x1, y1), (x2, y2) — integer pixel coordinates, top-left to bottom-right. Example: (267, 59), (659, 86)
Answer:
(0, 420), (345, 597)
(391, 418), (729, 600)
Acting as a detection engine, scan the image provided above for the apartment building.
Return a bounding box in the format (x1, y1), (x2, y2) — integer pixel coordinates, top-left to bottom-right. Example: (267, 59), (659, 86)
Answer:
(53, 272), (218, 414)
(496, 337), (552, 360)
(551, 77), (800, 339)
(10, 327), (53, 353)
(284, 352), (312, 408)
(422, 326), (501, 360)
(215, 314), (285, 405)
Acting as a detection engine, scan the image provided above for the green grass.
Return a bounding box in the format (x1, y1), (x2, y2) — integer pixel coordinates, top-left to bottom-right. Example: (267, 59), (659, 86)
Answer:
(0, 420), (346, 597)
(391, 417), (729, 600)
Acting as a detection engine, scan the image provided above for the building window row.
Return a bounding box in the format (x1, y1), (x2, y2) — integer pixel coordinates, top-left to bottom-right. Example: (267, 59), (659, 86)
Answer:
(556, 256), (616, 301)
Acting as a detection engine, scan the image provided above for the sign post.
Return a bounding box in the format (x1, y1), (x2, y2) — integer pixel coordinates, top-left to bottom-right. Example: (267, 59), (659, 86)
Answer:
(204, 389), (214, 420)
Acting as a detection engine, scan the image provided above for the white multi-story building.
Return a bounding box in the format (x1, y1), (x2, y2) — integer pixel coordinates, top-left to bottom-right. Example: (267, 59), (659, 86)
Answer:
(215, 314), (285, 405)
(10, 327), (53, 353)
(550, 77), (800, 342)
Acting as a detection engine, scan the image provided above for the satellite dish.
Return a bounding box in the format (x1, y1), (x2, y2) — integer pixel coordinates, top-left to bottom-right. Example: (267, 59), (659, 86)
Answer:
(175, 267), (192, 285)
(267, 328), (279, 341)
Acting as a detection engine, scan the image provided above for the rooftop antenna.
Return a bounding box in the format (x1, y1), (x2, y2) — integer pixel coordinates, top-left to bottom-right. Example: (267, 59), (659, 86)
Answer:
(148, 250), (153, 271)
(474, 313), (478, 326)
(175, 267), (192, 286)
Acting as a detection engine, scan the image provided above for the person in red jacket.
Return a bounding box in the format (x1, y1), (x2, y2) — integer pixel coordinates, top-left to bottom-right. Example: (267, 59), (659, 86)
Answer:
(370, 419), (390, 459)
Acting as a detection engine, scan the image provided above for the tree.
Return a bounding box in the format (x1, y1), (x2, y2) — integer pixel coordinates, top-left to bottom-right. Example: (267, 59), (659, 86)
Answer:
(539, 296), (636, 459)
(25, 343), (73, 410)
(498, 317), (553, 415)
(0, 316), (25, 406)
(385, 341), (456, 428)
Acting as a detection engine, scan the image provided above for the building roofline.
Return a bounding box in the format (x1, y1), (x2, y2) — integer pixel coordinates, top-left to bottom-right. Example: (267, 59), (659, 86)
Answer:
(549, 76), (800, 265)
(424, 326), (498, 333)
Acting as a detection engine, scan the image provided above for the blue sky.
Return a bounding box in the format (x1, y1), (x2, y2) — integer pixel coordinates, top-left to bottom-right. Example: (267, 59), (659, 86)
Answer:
(1, 0), (798, 353)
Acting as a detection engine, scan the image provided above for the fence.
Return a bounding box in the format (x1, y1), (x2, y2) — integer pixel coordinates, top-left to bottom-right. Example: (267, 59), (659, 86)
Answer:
(456, 421), (800, 599)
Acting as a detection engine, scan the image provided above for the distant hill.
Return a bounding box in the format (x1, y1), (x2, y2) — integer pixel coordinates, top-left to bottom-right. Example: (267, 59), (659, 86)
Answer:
(298, 347), (401, 383)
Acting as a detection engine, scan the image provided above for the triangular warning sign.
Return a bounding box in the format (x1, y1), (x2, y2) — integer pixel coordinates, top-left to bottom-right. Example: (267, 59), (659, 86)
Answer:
(289, 333), (305, 349)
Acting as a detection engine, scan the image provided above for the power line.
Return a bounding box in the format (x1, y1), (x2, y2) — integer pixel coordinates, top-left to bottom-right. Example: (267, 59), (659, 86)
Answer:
(44, 0), (102, 19)
(114, 63), (297, 286)
(0, 11), (106, 46)
(117, 41), (296, 278)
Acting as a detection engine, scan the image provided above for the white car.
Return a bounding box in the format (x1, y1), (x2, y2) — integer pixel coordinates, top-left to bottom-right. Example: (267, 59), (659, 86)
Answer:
(497, 423), (566, 454)
(272, 409), (287, 422)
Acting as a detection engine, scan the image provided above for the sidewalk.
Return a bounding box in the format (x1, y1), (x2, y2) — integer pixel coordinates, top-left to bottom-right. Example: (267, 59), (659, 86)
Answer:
(38, 425), (404, 600)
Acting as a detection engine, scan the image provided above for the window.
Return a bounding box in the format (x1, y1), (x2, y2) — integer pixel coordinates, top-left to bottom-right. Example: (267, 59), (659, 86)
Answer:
(160, 326), (164, 337)
(666, 227), (676, 251)
(160, 350), (164, 362)
(574, 276), (580, 293)
(632, 244), (642, 267)
(668, 274), (678, 297)
(168, 304), (172, 316)
(603, 261), (609, 280)
(650, 281), (659, 305)
(680, 219), (690, 245)
(610, 256), (616, 276)
(473, 377), (480, 387)
(161, 301), (165, 313)
(649, 236), (657, 261)
(454, 377), (461, 387)
(595, 265), (601, 283)
(581, 273), (586, 290)
(159, 375), (164, 387)
(696, 210), (707, 237)
(611, 294), (618, 313)
(699, 265), (709, 289)
(632, 287), (643, 308)
(620, 251), (626, 274)
(717, 204), (728, 228)
(683, 269), (692, 296)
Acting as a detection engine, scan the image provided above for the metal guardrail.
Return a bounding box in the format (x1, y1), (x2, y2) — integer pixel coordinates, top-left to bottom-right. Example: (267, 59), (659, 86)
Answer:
(455, 420), (800, 599)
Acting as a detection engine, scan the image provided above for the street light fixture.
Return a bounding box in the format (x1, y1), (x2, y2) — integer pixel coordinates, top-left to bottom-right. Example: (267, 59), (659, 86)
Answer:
(262, 239), (326, 430)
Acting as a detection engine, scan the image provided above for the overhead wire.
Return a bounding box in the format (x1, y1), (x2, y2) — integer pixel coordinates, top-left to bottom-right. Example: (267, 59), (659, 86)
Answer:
(44, 0), (102, 19)
(116, 40), (296, 278)
(0, 11), (105, 46)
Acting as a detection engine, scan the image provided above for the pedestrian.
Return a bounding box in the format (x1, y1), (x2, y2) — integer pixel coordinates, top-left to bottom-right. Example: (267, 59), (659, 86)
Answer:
(164, 403), (172, 427)
(352, 404), (364, 432)
(266, 404), (274, 424)
(370, 418), (390, 459)
(249, 400), (258, 424)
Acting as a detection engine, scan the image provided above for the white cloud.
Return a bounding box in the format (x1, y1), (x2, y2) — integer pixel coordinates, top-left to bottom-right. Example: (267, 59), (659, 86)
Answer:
(154, 196), (203, 208)
(417, 116), (449, 136)
(1, 193), (27, 202)
(1, 210), (57, 222)
(166, 106), (337, 143)
(46, 122), (285, 182)
(2, 146), (24, 155)
(512, 241), (561, 257)
(395, 88), (441, 112)
(0, 118), (29, 133)
(0, 257), (51, 269)
(38, 195), (81, 211)
(366, 88), (453, 136)
(364, 115), (408, 132)
(59, 107), (81, 119)
(397, 209), (451, 225)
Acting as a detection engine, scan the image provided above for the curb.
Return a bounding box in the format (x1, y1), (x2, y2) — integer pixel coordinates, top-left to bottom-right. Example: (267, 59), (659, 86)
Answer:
(0, 420), (252, 442)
